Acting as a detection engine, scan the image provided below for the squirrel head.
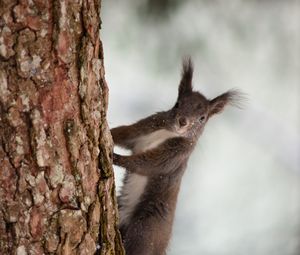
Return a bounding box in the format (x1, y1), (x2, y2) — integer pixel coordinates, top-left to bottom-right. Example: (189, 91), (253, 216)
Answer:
(171, 58), (244, 138)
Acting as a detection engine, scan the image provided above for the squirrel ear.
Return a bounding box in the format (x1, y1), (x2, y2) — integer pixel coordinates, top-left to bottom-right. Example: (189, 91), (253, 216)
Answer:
(178, 57), (193, 98)
(209, 95), (227, 116)
(209, 89), (245, 116)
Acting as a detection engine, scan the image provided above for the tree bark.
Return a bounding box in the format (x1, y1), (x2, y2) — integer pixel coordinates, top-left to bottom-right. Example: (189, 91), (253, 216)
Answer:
(0, 0), (124, 254)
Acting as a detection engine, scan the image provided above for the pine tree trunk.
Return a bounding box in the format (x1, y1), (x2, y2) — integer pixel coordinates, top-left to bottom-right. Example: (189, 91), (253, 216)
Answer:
(0, 0), (124, 254)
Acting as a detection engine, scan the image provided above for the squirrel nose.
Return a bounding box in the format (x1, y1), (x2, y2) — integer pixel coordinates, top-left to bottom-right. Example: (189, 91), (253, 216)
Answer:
(178, 117), (188, 127)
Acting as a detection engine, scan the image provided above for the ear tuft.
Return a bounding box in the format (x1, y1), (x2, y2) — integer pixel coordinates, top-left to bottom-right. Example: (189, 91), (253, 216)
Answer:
(224, 89), (248, 109)
(178, 57), (193, 98)
(209, 89), (247, 116)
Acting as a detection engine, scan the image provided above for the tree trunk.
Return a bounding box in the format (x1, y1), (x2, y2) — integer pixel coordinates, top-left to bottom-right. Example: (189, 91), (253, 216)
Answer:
(0, 0), (124, 254)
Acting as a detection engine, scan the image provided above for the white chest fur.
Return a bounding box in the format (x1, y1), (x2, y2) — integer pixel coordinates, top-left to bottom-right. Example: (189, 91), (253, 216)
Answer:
(132, 129), (179, 154)
(119, 129), (179, 226)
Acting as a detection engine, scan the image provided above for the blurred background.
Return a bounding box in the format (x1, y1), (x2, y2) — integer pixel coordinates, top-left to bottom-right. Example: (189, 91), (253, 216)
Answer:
(101, 0), (300, 254)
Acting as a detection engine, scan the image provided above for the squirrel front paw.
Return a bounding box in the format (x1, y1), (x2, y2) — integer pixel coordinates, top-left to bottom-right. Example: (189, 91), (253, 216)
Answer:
(113, 153), (123, 166)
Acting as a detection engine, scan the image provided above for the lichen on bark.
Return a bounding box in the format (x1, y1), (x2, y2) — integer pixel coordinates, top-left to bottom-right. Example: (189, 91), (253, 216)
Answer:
(0, 0), (124, 254)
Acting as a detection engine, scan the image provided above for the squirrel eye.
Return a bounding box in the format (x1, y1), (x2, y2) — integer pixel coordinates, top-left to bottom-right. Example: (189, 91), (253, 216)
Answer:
(179, 117), (187, 127)
(199, 116), (205, 123)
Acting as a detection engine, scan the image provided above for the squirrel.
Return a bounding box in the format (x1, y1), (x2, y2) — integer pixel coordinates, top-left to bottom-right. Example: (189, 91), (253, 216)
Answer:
(111, 58), (242, 255)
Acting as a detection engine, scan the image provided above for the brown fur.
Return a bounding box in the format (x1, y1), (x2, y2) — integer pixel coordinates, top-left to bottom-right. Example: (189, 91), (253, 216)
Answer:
(111, 58), (242, 255)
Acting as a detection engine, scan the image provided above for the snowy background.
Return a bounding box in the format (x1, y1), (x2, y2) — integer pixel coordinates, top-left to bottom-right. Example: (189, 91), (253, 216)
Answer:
(101, 0), (300, 254)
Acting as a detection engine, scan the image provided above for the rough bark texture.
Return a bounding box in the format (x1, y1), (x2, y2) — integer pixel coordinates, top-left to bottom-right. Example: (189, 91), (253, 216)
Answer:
(0, 0), (124, 254)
